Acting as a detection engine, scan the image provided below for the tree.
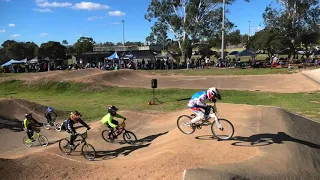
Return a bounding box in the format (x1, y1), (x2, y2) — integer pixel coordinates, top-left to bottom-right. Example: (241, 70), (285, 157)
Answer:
(103, 42), (114, 46)
(145, 0), (241, 63)
(62, 40), (68, 45)
(23, 42), (39, 59)
(74, 37), (95, 56)
(251, 28), (289, 57)
(198, 43), (214, 58)
(263, 0), (320, 60)
(227, 30), (241, 46)
(38, 41), (66, 59)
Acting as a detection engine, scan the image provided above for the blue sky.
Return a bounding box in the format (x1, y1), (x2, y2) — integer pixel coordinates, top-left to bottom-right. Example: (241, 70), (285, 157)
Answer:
(0, 0), (276, 46)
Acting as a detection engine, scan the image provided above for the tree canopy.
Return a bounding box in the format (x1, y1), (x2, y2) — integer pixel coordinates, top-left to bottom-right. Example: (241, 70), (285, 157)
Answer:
(145, 0), (243, 62)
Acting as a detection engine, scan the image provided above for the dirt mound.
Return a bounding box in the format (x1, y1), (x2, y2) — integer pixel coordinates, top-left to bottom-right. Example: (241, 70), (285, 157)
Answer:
(2, 69), (320, 93)
(184, 107), (320, 180)
(302, 68), (320, 85)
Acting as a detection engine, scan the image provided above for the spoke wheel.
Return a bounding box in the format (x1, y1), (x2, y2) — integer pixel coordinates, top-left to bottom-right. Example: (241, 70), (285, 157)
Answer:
(59, 138), (72, 155)
(177, 115), (195, 134)
(211, 118), (234, 140)
(81, 144), (96, 161)
(123, 131), (137, 144)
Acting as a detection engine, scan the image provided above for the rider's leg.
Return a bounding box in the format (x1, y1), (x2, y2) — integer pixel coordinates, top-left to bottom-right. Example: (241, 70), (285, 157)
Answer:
(190, 108), (205, 124)
(69, 132), (77, 146)
(27, 129), (33, 139)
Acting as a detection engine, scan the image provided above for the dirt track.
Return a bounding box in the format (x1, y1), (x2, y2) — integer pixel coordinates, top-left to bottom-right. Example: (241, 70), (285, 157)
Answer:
(0, 99), (260, 179)
(1, 69), (320, 93)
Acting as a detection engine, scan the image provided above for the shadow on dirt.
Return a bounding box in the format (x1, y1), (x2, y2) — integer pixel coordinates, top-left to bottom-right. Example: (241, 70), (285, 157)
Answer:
(195, 132), (320, 149)
(0, 115), (24, 132)
(95, 131), (169, 160)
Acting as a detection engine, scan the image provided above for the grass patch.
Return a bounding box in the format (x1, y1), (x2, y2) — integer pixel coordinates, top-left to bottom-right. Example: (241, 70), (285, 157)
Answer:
(144, 68), (299, 76)
(0, 73), (22, 77)
(1, 80), (319, 122)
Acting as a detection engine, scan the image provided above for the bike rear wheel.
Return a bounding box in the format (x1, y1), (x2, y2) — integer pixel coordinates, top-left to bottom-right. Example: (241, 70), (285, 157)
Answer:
(81, 144), (96, 161)
(54, 122), (62, 132)
(211, 118), (234, 140)
(101, 130), (114, 142)
(23, 136), (33, 147)
(123, 131), (137, 144)
(43, 122), (51, 130)
(38, 135), (49, 146)
(59, 138), (72, 155)
(177, 115), (195, 134)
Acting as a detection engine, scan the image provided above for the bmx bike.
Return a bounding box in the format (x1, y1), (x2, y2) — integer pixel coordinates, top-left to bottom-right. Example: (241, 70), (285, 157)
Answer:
(101, 119), (137, 144)
(177, 103), (234, 140)
(43, 112), (61, 131)
(59, 130), (96, 161)
(23, 127), (49, 147)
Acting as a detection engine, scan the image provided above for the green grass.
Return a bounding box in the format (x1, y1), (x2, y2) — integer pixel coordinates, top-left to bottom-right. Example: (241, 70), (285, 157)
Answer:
(144, 68), (300, 76)
(1, 80), (320, 122)
(0, 73), (22, 77)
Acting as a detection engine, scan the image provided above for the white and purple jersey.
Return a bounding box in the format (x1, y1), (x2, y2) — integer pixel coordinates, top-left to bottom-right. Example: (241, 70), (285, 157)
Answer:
(188, 91), (208, 108)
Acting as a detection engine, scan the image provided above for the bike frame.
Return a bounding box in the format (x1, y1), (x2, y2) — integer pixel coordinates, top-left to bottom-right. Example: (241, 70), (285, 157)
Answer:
(73, 131), (88, 148)
(205, 103), (223, 129)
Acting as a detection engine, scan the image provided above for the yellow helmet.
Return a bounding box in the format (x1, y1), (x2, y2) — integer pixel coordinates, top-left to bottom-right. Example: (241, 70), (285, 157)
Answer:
(70, 111), (81, 122)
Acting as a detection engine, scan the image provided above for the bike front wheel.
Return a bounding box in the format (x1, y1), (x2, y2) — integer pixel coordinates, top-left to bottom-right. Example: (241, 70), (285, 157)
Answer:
(211, 118), (234, 140)
(23, 136), (33, 147)
(123, 131), (137, 144)
(38, 135), (49, 146)
(177, 115), (195, 134)
(59, 138), (72, 155)
(81, 144), (96, 161)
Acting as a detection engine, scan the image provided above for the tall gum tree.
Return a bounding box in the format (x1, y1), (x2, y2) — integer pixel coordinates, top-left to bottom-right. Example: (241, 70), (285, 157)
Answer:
(263, 0), (320, 60)
(145, 0), (247, 63)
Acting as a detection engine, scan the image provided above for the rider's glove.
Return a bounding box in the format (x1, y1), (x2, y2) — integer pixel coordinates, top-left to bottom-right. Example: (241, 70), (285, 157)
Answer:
(87, 127), (91, 130)
(123, 118), (126, 120)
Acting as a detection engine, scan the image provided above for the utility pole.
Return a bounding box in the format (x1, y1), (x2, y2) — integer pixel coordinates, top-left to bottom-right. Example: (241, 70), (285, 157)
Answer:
(122, 20), (125, 46)
(221, 0), (225, 61)
(248, 20), (251, 41)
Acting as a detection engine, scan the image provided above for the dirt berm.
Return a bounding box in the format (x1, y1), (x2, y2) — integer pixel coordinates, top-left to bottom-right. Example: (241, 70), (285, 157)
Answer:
(1, 69), (320, 93)
(184, 107), (320, 180)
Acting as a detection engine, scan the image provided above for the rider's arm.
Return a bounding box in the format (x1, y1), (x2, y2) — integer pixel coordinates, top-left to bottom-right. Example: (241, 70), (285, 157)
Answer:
(115, 113), (126, 120)
(78, 118), (90, 129)
(196, 94), (207, 108)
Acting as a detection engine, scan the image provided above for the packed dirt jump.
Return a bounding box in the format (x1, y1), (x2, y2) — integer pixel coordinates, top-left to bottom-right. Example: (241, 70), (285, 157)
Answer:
(1, 68), (320, 93)
(1, 69), (320, 179)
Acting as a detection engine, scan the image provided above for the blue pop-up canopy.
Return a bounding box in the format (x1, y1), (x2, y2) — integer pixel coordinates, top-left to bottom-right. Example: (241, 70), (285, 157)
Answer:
(107, 52), (119, 59)
(1, 59), (25, 67)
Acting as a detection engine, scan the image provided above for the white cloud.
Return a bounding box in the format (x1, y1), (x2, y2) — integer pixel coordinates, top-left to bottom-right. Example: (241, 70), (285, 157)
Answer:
(0, 29), (6, 33)
(37, 1), (72, 8)
(40, 32), (48, 36)
(10, 34), (20, 38)
(8, 23), (15, 27)
(72, 2), (109, 11)
(33, 8), (53, 12)
(35, 0), (46, 3)
(251, 26), (262, 32)
(108, 10), (125, 17)
(112, 22), (120, 25)
(87, 16), (104, 21)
